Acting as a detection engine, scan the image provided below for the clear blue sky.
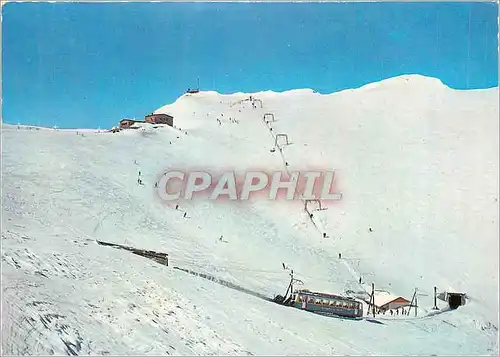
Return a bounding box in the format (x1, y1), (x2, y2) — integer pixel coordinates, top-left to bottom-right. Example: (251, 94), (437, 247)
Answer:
(2, 2), (498, 129)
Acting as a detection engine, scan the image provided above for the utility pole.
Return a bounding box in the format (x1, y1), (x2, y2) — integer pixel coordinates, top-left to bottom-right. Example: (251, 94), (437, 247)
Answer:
(197, 77), (200, 91)
(283, 269), (294, 301)
(433, 286), (438, 310)
(371, 282), (376, 317)
(280, 268), (303, 305)
(415, 295), (418, 317)
(408, 288), (417, 317)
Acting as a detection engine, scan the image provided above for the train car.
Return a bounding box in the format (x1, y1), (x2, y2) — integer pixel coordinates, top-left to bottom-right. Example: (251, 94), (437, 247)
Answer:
(290, 289), (363, 319)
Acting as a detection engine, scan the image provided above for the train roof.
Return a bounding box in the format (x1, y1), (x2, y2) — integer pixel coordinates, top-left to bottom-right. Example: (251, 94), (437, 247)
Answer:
(295, 289), (357, 301)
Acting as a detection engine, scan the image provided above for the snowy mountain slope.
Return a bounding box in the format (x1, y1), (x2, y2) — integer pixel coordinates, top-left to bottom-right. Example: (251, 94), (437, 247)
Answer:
(2, 74), (499, 355)
(156, 74), (499, 314)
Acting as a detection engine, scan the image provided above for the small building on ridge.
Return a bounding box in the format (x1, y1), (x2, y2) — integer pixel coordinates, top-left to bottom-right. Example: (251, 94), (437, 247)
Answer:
(144, 113), (174, 126)
(119, 119), (145, 129)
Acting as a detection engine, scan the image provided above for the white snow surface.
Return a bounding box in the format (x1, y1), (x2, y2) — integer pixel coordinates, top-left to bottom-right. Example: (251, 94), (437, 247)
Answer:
(2, 74), (499, 355)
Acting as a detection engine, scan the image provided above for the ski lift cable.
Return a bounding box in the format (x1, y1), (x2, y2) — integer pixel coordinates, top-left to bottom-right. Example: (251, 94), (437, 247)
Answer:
(171, 257), (362, 285)
(170, 255), (283, 270)
(170, 253), (293, 272)
(169, 259), (286, 275)
(169, 254), (365, 286)
(170, 261), (349, 284)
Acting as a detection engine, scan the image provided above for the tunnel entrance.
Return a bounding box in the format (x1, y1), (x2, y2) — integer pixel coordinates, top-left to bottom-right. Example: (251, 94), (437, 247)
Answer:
(448, 293), (466, 309)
